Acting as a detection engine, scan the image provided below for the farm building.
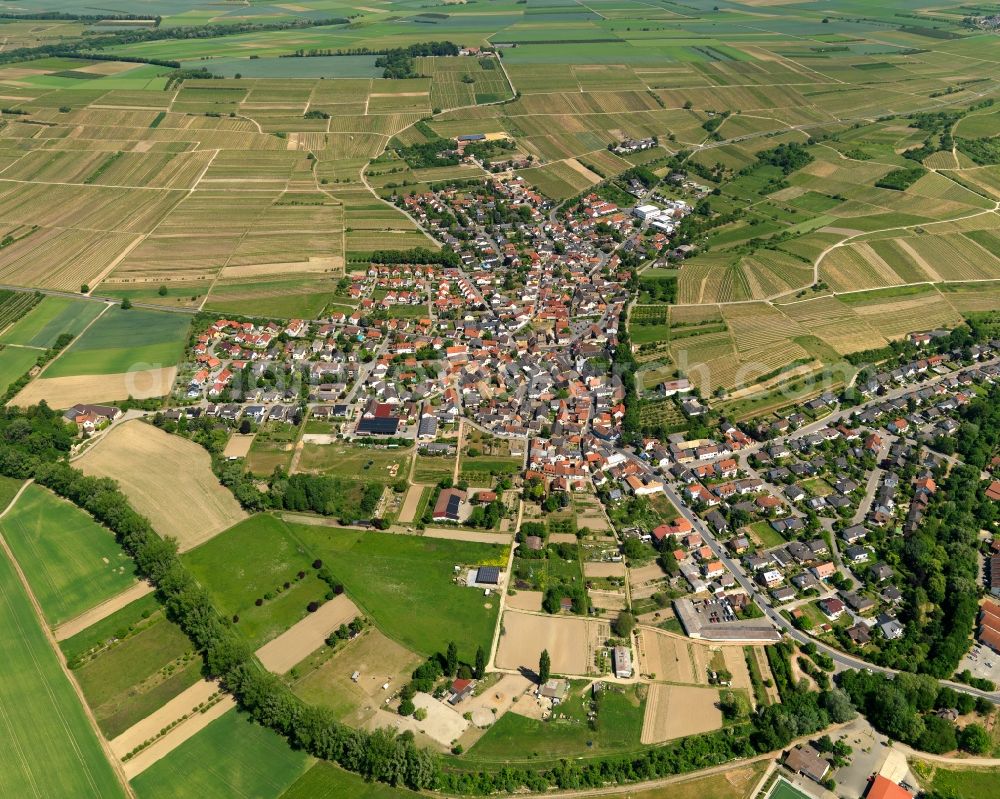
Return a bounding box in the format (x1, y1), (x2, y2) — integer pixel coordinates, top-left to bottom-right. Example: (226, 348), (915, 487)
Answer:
(63, 404), (121, 433)
(613, 646), (633, 678)
(539, 678), (569, 703)
(433, 488), (467, 522)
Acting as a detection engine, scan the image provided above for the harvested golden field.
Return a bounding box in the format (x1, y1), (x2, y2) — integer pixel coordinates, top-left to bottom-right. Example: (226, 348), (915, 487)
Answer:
(11, 366), (177, 407)
(495, 611), (607, 676)
(76, 420), (246, 551)
(640, 684), (722, 744)
(636, 628), (708, 685)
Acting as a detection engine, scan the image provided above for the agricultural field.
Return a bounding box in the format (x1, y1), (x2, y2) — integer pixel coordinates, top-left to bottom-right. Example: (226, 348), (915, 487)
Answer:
(0, 544), (127, 798)
(130, 708), (313, 799)
(0, 296), (105, 349)
(43, 307), (189, 378)
(0, 483), (137, 627)
(76, 421), (247, 551)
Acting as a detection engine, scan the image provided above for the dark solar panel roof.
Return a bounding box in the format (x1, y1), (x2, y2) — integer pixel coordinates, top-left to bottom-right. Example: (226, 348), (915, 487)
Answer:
(357, 417), (399, 435)
(477, 565), (500, 584)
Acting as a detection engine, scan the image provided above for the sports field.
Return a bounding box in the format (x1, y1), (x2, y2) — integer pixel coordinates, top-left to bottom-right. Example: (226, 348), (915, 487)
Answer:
(43, 307), (189, 377)
(767, 779), (814, 799)
(0, 483), (137, 626)
(130, 708), (313, 799)
(0, 544), (126, 798)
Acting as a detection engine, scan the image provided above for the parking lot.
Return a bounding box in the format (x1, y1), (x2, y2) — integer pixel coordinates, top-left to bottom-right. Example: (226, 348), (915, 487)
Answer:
(958, 641), (1000, 684)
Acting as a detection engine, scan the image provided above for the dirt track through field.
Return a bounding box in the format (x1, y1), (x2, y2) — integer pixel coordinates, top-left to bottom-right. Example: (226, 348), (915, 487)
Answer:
(398, 483), (423, 524)
(54, 581), (155, 642)
(120, 695), (236, 778)
(77, 420), (246, 551)
(256, 594), (361, 674)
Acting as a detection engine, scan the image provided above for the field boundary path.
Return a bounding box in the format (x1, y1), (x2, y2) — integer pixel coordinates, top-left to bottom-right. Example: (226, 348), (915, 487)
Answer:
(54, 580), (155, 642)
(0, 478), (137, 798)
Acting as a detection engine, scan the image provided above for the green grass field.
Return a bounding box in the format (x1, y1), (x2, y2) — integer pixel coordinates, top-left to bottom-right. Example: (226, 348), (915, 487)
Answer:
(296, 441), (410, 484)
(0, 544), (126, 798)
(0, 346), (40, 393)
(0, 483), (137, 626)
(44, 306), (190, 377)
(279, 762), (417, 798)
(0, 296), (105, 349)
(285, 522), (506, 661)
(182, 514), (330, 647)
(131, 708), (313, 799)
(468, 685), (644, 763)
(60, 591), (162, 663)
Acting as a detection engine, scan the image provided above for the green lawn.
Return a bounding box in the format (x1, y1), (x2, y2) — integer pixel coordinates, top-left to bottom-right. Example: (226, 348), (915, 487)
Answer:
(280, 762), (418, 798)
(131, 708), (313, 799)
(0, 296), (105, 348)
(468, 685), (644, 763)
(412, 452), (456, 484)
(748, 520), (785, 549)
(0, 483), (137, 626)
(74, 613), (200, 738)
(285, 522), (506, 661)
(0, 544), (126, 798)
(45, 306), (190, 377)
(182, 514), (330, 647)
(914, 761), (1000, 799)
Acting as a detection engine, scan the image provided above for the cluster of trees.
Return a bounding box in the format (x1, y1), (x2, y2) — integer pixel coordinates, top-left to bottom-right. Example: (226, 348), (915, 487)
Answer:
(375, 41), (459, 78)
(838, 669), (993, 754)
(754, 142), (813, 175)
(865, 464), (985, 677)
(875, 165), (927, 191)
(933, 383), (1000, 470)
(362, 246), (461, 268)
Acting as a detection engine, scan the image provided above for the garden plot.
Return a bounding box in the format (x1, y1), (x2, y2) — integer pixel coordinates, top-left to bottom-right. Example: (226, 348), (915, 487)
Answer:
(640, 684), (722, 744)
(495, 610), (606, 676)
(76, 421), (246, 551)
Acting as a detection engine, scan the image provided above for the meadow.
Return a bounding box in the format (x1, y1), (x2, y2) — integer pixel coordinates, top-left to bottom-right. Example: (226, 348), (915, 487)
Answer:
(131, 708), (313, 799)
(284, 522), (506, 661)
(0, 483), (137, 627)
(0, 544), (126, 798)
(280, 762), (417, 799)
(182, 514), (330, 648)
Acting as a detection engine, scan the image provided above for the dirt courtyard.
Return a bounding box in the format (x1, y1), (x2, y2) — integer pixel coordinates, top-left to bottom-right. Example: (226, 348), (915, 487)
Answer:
(495, 610), (606, 675)
(461, 673), (534, 727)
(76, 420), (247, 550)
(292, 627), (422, 728)
(374, 692), (469, 749)
(641, 684), (722, 744)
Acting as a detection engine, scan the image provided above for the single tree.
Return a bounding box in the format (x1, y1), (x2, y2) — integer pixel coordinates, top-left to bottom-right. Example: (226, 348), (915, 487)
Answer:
(158, 285), (168, 296)
(474, 645), (486, 679)
(120, 297), (132, 310)
(538, 648), (551, 684)
(445, 641), (458, 677)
